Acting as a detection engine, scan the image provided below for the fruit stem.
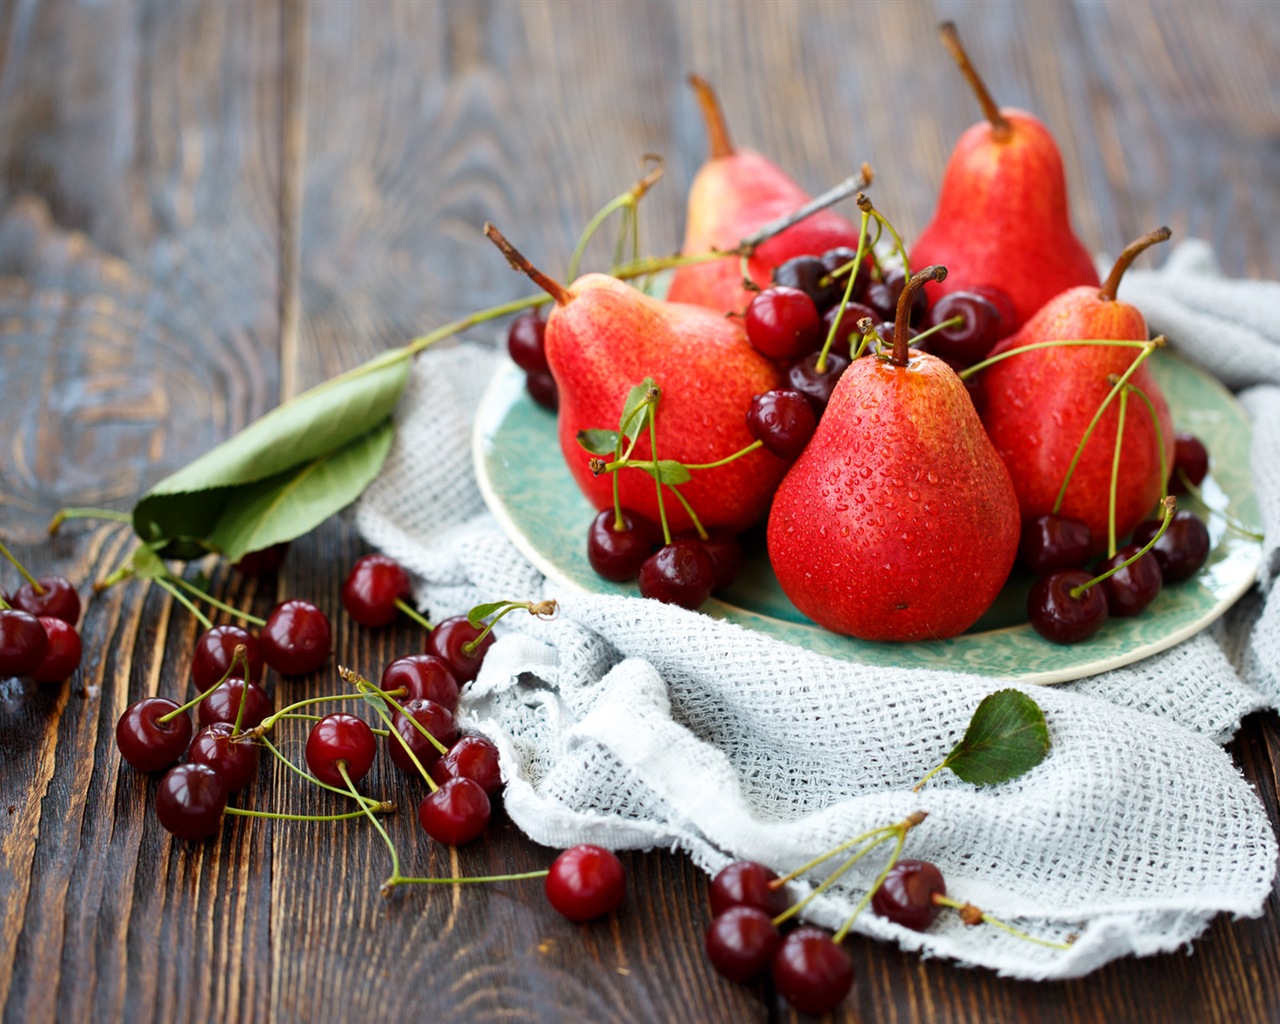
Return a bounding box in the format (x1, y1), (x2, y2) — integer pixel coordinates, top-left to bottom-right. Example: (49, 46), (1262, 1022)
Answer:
(154, 577), (214, 630)
(931, 894), (1075, 950)
(48, 507), (133, 534)
(403, 293), (551, 359)
(0, 595), (9, 610)
(484, 223), (573, 306)
(663, 484), (709, 541)
(611, 468), (625, 533)
(259, 734), (384, 806)
(393, 597), (433, 632)
(1098, 227), (1172, 302)
(773, 833), (894, 929)
(1070, 496), (1176, 599)
(567, 156), (665, 281)
(857, 193), (912, 286)
(649, 411), (672, 545)
(1124, 383), (1168, 502)
(457, 600), (557, 658)
(168, 574), (268, 627)
(1107, 387), (1130, 558)
(688, 74), (735, 160)
(958, 339), (1156, 380)
(386, 869), (550, 888)
(0, 538), (45, 593)
(892, 267), (947, 367)
(816, 209), (873, 373)
(769, 811), (927, 890)
(225, 805), (393, 822)
(341, 668), (450, 762)
(158, 644), (249, 723)
(339, 761), (403, 887)
(832, 827), (908, 943)
(681, 439), (765, 472)
(853, 318), (884, 360)
(939, 22), (1012, 141)
(905, 315), (964, 350)
(279, 713), (389, 736)
(364, 683), (439, 790)
(249, 687), (408, 737)
(738, 164), (874, 256)
(1177, 474), (1265, 541)
(912, 762), (947, 793)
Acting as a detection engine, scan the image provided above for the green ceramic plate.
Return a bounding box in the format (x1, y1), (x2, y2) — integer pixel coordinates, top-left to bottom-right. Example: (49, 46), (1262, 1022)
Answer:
(473, 350), (1262, 684)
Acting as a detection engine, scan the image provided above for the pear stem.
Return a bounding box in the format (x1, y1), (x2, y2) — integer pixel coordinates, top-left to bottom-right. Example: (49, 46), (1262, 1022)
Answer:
(939, 22), (1011, 141)
(484, 223), (572, 305)
(688, 74), (734, 159)
(893, 267), (947, 366)
(1070, 497), (1176, 600)
(1099, 227), (1172, 302)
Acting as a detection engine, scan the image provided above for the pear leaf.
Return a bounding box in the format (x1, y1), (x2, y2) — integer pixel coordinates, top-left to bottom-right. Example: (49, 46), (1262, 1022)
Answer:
(576, 429), (622, 456)
(618, 377), (658, 439)
(654, 460), (692, 485)
(941, 689), (1050, 787)
(466, 601), (510, 628)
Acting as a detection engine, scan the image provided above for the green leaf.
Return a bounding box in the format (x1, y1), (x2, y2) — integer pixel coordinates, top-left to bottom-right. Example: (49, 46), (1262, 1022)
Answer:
(467, 601), (509, 628)
(654, 460), (691, 485)
(618, 377), (657, 439)
(129, 544), (170, 580)
(359, 685), (390, 719)
(942, 689), (1050, 787)
(576, 429), (622, 456)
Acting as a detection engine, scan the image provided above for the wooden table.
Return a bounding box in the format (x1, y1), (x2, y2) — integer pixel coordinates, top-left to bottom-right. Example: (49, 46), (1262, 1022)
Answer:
(2, 2), (1278, 1021)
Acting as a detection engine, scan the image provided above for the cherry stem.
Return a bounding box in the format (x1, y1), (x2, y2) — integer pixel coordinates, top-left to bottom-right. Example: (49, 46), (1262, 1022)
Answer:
(939, 22), (1011, 140)
(1070, 496), (1177, 599)
(774, 833), (894, 929)
(688, 74), (734, 159)
(567, 156), (664, 281)
(958, 339), (1155, 381)
(259, 734), (383, 806)
(663, 484), (709, 541)
(248, 687), (408, 738)
(1124, 382), (1168, 501)
(769, 811), (928, 890)
(1178, 473), (1265, 541)
(340, 667), (450, 762)
(912, 761), (947, 793)
(225, 804), (394, 822)
(816, 208), (873, 373)
(1099, 227), (1172, 302)
(905, 315), (965, 350)
(393, 597), (433, 632)
(0, 538), (44, 593)
(854, 318), (884, 360)
(607, 439), (764, 477)
(611, 462), (625, 533)
(403, 292), (551, 359)
(365, 685), (439, 791)
(386, 869), (550, 888)
(893, 266), (947, 367)
(484, 223), (572, 306)
(153, 578), (214, 630)
(169, 573), (268, 627)
(158, 644), (249, 723)
(1107, 387), (1130, 558)
(833, 828), (908, 943)
(48, 507), (133, 535)
(648, 408), (672, 545)
(94, 563), (135, 594)
(931, 894), (1075, 950)
(279, 712), (389, 736)
(0, 595), (9, 610)
(459, 600), (558, 658)
(856, 193), (912, 290)
(339, 760), (403, 887)
(738, 164), (874, 256)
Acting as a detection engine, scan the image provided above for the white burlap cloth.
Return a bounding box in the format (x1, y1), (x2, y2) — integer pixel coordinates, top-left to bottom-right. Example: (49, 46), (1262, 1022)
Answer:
(355, 241), (1280, 979)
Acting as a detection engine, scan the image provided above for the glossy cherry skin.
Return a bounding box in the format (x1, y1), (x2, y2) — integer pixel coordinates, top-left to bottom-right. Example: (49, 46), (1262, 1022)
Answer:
(342, 553), (411, 627)
(785, 351), (850, 414)
(710, 860), (787, 917)
(187, 722), (260, 792)
(821, 246), (872, 302)
(525, 371), (559, 411)
(822, 301), (879, 352)
(261, 599), (331, 676)
(232, 542), (290, 576)
(705, 906), (782, 982)
(192, 625), (265, 688)
(31, 617), (82, 683)
(694, 531), (744, 593)
(923, 291), (1002, 366)
(771, 927), (854, 1016)
(418, 776), (491, 845)
(1170, 432), (1210, 493)
(545, 844), (626, 921)
(745, 286), (822, 361)
(773, 255), (838, 311)
(1017, 514), (1094, 575)
(587, 508), (658, 583)
(970, 285), (1019, 337)
(1027, 570), (1109, 644)
(0, 608), (48, 677)
(116, 698), (194, 772)
(198, 679), (272, 731)
(872, 858), (946, 931)
(1132, 511), (1211, 582)
(1098, 545), (1163, 617)
(425, 616), (495, 684)
(387, 699), (456, 775)
(747, 389), (817, 460)
(306, 713), (377, 787)
(381, 654), (460, 712)
(867, 268), (928, 325)
(507, 309), (550, 374)
(638, 541), (716, 610)
(156, 763), (228, 841)
(9, 575), (80, 624)
(430, 735), (502, 794)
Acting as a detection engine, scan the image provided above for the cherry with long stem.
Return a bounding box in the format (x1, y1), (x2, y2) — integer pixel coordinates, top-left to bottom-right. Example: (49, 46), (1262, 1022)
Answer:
(259, 734), (383, 807)
(1069, 496), (1177, 600)
(339, 667), (440, 793)
(156, 644), (250, 726)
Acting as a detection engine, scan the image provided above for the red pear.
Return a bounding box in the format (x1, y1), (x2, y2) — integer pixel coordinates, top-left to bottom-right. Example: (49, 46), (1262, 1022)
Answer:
(977, 229), (1176, 552)
(768, 268), (1020, 641)
(667, 75), (863, 315)
(910, 23), (1098, 328)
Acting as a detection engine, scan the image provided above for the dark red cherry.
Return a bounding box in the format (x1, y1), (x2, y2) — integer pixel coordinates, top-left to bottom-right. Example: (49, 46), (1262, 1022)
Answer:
(821, 300), (879, 352)
(9, 575), (80, 624)
(867, 268), (928, 325)
(821, 247), (872, 302)
(1098, 545), (1163, 617)
(430, 735), (502, 794)
(232, 542), (290, 576)
(771, 927), (854, 1016)
(387, 698), (456, 776)
(876, 320), (918, 347)
(1170, 432), (1209, 493)
(155, 763), (228, 841)
(525, 371), (559, 411)
(872, 858), (946, 931)
(709, 860), (787, 917)
(785, 351), (850, 414)
(545, 844), (626, 921)
(747, 389), (817, 460)
(342, 553), (411, 627)
(587, 508), (658, 583)
(0, 608), (48, 677)
(507, 309), (549, 375)
(705, 906), (782, 982)
(426, 616), (495, 684)
(745, 286), (822, 361)
(1027, 570), (1109, 644)
(261, 599), (331, 675)
(306, 713), (377, 787)
(381, 654), (460, 712)
(1132, 511), (1210, 583)
(638, 541), (715, 610)
(418, 776), (491, 845)
(116, 697), (194, 772)
(923, 291), (1002, 366)
(192, 625), (265, 688)
(31, 617), (82, 683)
(1018, 514), (1093, 575)
(198, 679), (272, 731)
(772, 255), (838, 310)
(695, 531), (743, 593)
(970, 285), (1018, 336)
(187, 722), (260, 792)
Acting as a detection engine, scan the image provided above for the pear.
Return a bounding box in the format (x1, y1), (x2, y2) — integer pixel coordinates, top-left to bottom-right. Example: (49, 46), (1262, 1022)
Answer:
(667, 75), (863, 315)
(977, 228), (1176, 551)
(767, 268), (1020, 642)
(909, 23), (1098, 329)
(486, 226), (787, 534)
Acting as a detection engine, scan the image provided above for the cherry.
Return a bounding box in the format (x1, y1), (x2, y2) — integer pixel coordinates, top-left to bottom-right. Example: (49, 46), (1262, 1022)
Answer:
(342, 553), (411, 627)
(306, 713), (377, 787)
(871, 858), (946, 931)
(387, 698), (456, 775)
(771, 927), (854, 1016)
(192, 625), (265, 688)
(867, 268), (928, 325)
(187, 722), (260, 792)
(198, 679), (273, 731)
(525, 371), (559, 412)
(1098, 545), (1163, 617)
(694, 530), (744, 593)
(418, 776), (491, 845)
(116, 697), (194, 772)
(1027, 570), (1109, 644)
(430, 735), (502, 794)
(922, 291), (1002, 366)
(156, 763), (228, 841)
(31, 617), (82, 683)
(0, 608), (49, 677)
(970, 285), (1019, 336)
(746, 389), (817, 460)
(745, 286), (822, 361)
(425, 615), (495, 684)
(507, 309), (550, 375)
(261, 599), (331, 676)
(1017, 514), (1093, 575)
(785, 351), (850, 414)
(822, 301), (879, 352)
(638, 541), (716, 609)
(875, 320), (918, 347)
(545, 844), (626, 921)
(1132, 510), (1210, 582)
(9, 575), (80, 625)
(232, 542), (290, 576)
(709, 860), (788, 917)
(705, 906), (782, 982)
(821, 246), (872, 301)
(587, 508), (658, 583)
(381, 654), (460, 712)
(773, 255), (838, 310)
(1170, 432), (1210, 493)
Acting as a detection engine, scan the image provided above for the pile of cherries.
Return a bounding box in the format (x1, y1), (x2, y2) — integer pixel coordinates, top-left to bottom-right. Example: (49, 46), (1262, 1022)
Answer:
(0, 558), (84, 685)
